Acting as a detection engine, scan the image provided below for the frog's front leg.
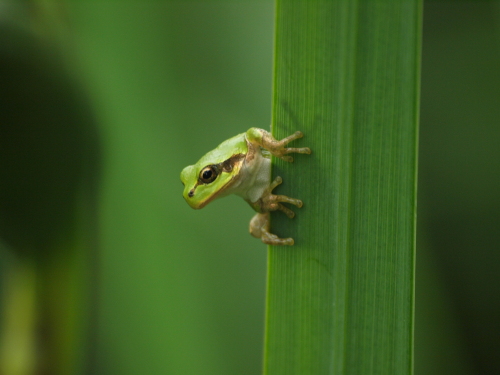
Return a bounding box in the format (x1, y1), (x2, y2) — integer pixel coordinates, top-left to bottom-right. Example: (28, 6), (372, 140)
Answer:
(249, 176), (303, 246)
(246, 127), (311, 162)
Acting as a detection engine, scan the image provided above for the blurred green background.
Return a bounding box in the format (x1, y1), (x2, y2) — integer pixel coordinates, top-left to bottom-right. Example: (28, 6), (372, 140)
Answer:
(0, 1), (499, 374)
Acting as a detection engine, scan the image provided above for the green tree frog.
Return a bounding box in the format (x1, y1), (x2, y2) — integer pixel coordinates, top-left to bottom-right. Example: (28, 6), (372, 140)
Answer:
(180, 128), (311, 245)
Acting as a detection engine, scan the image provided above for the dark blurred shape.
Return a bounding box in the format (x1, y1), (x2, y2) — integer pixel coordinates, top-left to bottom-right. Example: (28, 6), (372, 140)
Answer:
(417, 3), (500, 375)
(0, 21), (100, 257)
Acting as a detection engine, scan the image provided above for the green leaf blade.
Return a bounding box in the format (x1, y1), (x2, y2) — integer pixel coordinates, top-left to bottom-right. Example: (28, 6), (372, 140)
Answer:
(265, 1), (421, 374)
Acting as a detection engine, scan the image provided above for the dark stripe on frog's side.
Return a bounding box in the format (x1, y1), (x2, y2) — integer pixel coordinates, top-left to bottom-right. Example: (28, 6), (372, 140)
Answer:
(220, 153), (245, 173)
(188, 153), (245, 198)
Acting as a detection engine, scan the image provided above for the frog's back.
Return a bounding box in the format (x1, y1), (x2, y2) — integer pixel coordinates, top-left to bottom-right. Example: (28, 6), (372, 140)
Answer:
(196, 132), (247, 166)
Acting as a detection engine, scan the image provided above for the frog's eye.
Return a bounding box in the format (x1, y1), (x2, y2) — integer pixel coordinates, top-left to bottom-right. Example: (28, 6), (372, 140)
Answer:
(199, 166), (218, 184)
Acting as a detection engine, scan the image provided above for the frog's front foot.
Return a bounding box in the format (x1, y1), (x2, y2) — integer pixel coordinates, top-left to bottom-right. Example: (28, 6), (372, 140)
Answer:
(249, 212), (294, 246)
(248, 176), (303, 246)
(246, 128), (311, 162)
(261, 176), (303, 218)
(266, 131), (311, 162)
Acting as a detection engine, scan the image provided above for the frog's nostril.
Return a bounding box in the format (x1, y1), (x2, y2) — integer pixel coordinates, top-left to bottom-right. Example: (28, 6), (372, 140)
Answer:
(188, 189), (195, 198)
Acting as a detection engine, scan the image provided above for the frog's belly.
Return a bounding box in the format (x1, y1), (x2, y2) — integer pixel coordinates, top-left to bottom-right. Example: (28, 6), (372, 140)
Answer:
(233, 150), (271, 203)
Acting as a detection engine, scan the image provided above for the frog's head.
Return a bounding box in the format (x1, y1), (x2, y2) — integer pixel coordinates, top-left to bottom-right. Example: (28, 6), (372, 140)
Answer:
(181, 153), (245, 209)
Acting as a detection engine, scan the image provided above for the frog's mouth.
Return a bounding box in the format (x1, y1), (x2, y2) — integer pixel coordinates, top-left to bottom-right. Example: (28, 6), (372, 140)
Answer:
(190, 177), (234, 209)
(186, 177), (234, 209)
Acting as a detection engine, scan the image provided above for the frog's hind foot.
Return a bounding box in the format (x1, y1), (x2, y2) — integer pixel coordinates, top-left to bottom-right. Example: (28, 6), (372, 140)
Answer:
(249, 212), (294, 246)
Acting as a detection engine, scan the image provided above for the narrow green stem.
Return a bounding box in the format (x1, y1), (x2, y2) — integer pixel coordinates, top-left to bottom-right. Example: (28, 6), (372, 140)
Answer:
(265, 1), (422, 374)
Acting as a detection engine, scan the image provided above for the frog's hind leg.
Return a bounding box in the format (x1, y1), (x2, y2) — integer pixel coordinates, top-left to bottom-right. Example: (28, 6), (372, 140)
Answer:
(249, 212), (294, 246)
